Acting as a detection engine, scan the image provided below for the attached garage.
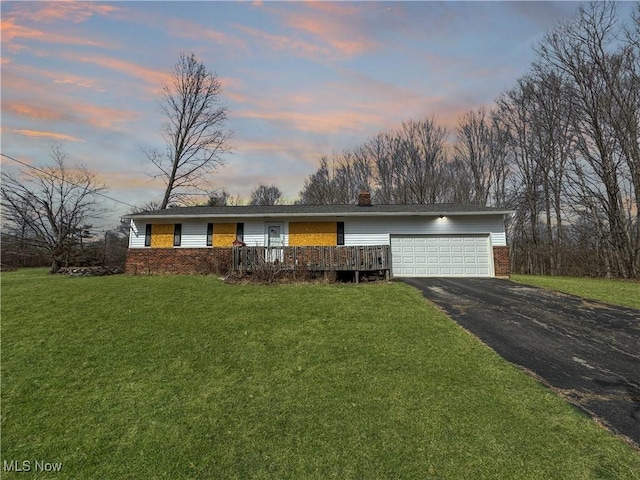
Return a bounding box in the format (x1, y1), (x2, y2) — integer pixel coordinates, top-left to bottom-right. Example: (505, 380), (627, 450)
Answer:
(391, 234), (491, 277)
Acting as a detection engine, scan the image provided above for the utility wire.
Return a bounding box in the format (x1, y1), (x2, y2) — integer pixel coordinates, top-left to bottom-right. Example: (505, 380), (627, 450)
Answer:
(1, 152), (139, 209)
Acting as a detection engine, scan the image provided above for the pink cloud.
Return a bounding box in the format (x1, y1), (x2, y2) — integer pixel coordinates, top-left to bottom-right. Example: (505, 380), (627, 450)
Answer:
(246, 2), (379, 60)
(101, 172), (165, 191)
(71, 103), (139, 130)
(235, 25), (330, 58)
(234, 138), (318, 161)
(5, 62), (107, 92)
(4, 97), (138, 131)
(7, 1), (121, 24)
(304, 2), (362, 16)
(284, 13), (378, 58)
(236, 108), (382, 135)
(1, 18), (109, 48)
(68, 54), (171, 94)
(166, 18), (248, 52)
(13, 129), (83, 143)
(4, 101), (65, 122)
(53, 75), (105, 91)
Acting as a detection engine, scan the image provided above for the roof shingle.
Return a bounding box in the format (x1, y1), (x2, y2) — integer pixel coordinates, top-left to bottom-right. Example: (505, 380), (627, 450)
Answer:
(125, 203), (512, 219)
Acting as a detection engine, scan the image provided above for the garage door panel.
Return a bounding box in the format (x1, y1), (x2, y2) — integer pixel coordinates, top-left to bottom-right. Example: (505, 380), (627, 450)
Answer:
(391, 235), (491, 277)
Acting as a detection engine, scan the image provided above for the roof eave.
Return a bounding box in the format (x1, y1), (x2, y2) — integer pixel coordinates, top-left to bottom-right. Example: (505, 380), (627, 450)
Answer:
(124, 210), (515, 220)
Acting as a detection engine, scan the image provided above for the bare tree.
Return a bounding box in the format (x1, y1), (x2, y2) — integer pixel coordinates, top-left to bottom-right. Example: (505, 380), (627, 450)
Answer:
(299, 118), (449, 206)
(249, 184), (283, 206)
(395, 118), (448, 204)
(363, 132), (396, 204)
(496, 69), (574, 275)
(147, 52), (232, 209)
(453, 108), (503, 206)
(496, 80), (543, 274)
(537, 1), (639, 277)
(206, 188), (231, 206)
(1, 144), (108, 273)
(297, 157), (335, 205)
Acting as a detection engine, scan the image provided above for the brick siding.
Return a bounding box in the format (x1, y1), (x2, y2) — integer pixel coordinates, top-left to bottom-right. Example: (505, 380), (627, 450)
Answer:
(493, 246), (510, 277)
(125, 248), (232, 275)
(128, 246), (511, 277)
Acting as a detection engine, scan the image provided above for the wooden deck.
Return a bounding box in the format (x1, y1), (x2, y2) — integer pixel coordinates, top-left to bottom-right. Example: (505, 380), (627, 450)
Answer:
(233, 245), (390, 279)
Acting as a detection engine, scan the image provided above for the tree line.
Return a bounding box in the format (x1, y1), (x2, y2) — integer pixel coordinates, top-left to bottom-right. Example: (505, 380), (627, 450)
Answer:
(297, 3), (640, 278)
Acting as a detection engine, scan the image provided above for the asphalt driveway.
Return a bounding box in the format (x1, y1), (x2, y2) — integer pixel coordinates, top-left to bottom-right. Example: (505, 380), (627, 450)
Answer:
(401, 277), (640, 446)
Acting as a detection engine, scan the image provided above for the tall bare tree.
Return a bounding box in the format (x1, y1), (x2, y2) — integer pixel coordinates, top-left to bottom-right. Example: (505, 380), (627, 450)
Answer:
(496, 69), (574, 275)
(297, 149), (374, 205)
(249, 184), (283, 206)
(297, 157), (334, 205)
(393, 118), (448, 204)
(496, 80), (544, 274)
(147, 52), (232, 209)
(453, 108), (497, 206)
(537, 1), (639, 277)
(1, 144), (107, 273)
(206, 188), (231, 206)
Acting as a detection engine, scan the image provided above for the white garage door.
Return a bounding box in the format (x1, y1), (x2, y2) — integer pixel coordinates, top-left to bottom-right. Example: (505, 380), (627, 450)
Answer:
(391, 235), (491, 277)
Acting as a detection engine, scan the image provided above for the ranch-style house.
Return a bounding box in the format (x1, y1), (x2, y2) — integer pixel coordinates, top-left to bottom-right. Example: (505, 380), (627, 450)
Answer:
(124, 192), (512, 279)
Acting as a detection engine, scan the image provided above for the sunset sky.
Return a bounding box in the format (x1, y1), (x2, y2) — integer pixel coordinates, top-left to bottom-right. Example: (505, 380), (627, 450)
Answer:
(1, 1), (607, 229)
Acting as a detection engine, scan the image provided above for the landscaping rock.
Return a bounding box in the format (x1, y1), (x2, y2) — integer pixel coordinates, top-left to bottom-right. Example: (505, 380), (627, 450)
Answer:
(56, 266), (124, 276)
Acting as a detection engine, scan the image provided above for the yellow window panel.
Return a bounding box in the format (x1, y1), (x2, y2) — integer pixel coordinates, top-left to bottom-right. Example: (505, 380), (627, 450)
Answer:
(151, 224), (174, 248)
(213, 223), (237, 247)
(289, 222), (337, 246)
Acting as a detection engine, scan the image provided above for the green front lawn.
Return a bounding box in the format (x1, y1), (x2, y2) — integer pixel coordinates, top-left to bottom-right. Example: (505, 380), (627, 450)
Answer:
(512, 275), (640, 310)
(2, 269), (639, 479)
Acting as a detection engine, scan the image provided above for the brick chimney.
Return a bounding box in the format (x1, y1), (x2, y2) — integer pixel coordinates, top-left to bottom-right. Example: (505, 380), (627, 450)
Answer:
(358, 190), (371, 207)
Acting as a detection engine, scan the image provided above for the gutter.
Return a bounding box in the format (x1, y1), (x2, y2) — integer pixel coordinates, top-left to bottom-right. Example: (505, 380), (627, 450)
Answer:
(123, 210), (515, 220)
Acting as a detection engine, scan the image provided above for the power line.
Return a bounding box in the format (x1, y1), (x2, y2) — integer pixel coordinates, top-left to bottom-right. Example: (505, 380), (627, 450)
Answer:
(1, 152), (139, 209)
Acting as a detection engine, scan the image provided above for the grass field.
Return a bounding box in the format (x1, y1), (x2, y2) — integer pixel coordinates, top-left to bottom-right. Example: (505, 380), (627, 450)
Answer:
(512, 275), (640, 310)
(2, 269), (639, 479)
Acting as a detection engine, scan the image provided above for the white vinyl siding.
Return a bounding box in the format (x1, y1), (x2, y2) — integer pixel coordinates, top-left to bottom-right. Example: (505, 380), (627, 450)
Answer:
(243, 221), (268, 246)
(129, 220), (146, 248)
(128, 215), (507, 251)
(344, 216), (506, 247)
(178, 222), (207, 248)
(391, 235), (491, 277)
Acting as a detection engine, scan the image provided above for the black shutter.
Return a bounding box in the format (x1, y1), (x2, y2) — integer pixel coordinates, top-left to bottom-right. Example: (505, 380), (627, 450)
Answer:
(207, 223), (214, 246)
(236, 223), (244, 242)
(145, 224), (152, 247)
(337, 222), (345, 245)
(173, 224), (182, 247)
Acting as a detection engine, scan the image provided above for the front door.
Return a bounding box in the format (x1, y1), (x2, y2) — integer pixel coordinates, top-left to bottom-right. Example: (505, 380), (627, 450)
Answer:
(266, 223), (284, 262)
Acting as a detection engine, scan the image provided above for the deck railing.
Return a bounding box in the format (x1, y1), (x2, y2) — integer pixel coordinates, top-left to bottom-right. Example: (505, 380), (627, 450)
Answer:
(233, 245), (390, 274)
